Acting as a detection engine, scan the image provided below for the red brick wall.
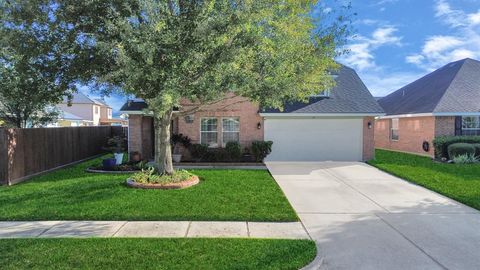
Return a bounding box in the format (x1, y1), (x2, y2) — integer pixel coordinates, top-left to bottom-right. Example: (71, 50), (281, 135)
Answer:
(375, 116), (436, 157)
(363, 117), (375, 161)
(435, 116), (455, 136)
(127, 115), (153, 160)
(128, 115), (143, 157)
(177, 95), (263, 149)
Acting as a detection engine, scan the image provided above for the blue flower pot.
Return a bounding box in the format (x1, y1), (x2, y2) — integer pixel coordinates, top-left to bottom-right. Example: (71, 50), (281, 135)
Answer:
(102, 158), (117, 169)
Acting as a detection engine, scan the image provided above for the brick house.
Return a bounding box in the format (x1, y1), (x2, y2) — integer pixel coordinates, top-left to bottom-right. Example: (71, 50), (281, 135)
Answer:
(375, 58), (480, 157)
(120, 64), (384, 162)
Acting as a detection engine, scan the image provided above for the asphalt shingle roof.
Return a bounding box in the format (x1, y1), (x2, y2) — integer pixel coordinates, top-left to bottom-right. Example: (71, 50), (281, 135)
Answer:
(120, 99), (149, 111)
(62, 93), (109, 106)
(379, 58), (480, 115)
(262, 65), (384, 114)
(119, 65), (383, 115)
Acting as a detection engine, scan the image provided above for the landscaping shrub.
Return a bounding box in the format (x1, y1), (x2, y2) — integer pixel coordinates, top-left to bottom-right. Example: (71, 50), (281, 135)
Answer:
(211, 148), (229, 162)
(189, 144), (209, 161)
(433, 136), (480, 159)
(131, 168), (194, 184)
(171, 134), (192, 153)
(453, 153), (479, 164)
(472, 143), (480, 157)
(225, 142), (242, 161)
(252, 141), (273, 162)
(447, 143), (475, 159)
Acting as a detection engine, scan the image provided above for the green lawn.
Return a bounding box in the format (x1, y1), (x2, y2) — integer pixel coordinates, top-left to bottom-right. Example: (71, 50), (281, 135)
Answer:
(0, 238), (316, 270)
(0, 157), (297, 221)
(369, 149), (480, 210)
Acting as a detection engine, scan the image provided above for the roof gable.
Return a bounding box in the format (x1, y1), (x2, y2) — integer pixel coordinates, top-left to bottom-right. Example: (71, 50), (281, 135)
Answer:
(435, 59), (480, 113)
(379, 58), (480, 115)
(262, 65), (384, 114)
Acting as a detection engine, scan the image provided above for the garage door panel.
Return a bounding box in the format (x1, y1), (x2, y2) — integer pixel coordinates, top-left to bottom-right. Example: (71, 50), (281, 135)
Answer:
(264, 118), (363, 161)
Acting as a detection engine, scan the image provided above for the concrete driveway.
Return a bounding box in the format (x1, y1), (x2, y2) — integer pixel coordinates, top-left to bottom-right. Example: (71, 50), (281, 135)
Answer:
(267, 162), (480, 270)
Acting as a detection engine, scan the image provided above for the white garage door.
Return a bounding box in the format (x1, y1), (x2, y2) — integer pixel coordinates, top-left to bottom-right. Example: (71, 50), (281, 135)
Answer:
(264, 117), (364, 161)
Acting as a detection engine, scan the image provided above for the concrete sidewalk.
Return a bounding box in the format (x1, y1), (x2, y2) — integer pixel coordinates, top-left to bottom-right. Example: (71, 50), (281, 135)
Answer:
(267, 161), (480, 270)
(0, 221), (310, 239)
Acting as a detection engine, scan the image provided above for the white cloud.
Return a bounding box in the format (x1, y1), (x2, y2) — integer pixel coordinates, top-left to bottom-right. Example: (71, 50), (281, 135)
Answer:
(361, 71), (425, 97)
(339, 26), (402, 72)
(434, 0), (466, 28)
(338, 24), (413, 96)
(468, 11), (480, 25)
(422, 36), (464, 55)
(406, 55), (424, 65)
(408, 0), (480, 70)
(371, 27), (402, 45)
(372, 0), (398, 6)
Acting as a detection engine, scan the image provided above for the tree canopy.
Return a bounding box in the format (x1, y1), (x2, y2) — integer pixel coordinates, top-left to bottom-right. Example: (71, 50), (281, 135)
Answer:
(0, 0), (81, 127)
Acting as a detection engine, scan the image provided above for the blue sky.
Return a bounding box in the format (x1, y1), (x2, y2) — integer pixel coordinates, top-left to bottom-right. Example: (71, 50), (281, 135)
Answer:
(337, 0), (480, 97)
(82, 0), (480, 113)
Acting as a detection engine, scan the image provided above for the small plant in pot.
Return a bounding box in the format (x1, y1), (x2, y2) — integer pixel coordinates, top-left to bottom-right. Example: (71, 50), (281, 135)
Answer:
(171, 133), (192, 163)
(105, 136), (126, 165)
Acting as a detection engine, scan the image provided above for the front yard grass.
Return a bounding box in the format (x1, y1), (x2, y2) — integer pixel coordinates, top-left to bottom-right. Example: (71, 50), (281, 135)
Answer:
(369, 149), (480, 210)
(0, 157), (297, 221)
(0, 238), (316, 270)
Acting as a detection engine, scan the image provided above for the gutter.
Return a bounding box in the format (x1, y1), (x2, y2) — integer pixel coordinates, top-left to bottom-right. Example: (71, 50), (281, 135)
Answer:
(378, 112), (480, 119)
(260, 113), (385, 118)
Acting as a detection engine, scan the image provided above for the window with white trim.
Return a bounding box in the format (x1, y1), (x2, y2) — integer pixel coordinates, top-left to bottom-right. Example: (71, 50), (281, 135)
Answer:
(391, 118), (399, 141)
(222, 117), (240, 146)
(200, 118), (218, 147)
(462, 116), (480, 130)
(461, 116), (480, 136)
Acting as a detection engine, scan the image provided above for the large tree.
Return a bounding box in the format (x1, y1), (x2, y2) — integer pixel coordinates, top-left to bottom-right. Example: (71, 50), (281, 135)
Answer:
(57, 0), (352, 174)
(0, 0), (80, 128)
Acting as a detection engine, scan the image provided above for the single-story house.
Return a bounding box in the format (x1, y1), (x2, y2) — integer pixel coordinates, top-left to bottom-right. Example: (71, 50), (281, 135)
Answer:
(120, 64), (384, 162)
(375, 58), (480, 157)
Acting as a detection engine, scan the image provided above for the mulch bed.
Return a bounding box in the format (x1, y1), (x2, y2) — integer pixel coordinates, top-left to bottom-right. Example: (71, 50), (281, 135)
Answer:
(126, 175), (200, 190)
(86, 164), (142, 173)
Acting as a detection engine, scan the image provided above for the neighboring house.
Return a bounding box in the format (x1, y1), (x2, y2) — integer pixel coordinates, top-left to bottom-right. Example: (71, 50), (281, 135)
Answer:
(55, 92), (125, 126)
(120, 64), (384, 162)
(54, 109), (92, 127)
(375, 58), (480, 157)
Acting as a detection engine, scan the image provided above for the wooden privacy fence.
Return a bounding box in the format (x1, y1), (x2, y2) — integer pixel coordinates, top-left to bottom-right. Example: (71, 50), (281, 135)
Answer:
(0, 126), (126, 185)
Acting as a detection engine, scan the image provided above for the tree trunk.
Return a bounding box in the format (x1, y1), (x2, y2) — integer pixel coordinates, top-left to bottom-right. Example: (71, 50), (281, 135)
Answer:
(154, 110), (174, 175)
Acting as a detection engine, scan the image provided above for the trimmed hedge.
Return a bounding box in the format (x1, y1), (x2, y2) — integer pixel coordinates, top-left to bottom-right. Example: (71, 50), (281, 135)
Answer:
(433, 136), (480, 159)
(252, 141), (273, 162)
(447, 143), (476, 159)
(472, 144), (480, 157)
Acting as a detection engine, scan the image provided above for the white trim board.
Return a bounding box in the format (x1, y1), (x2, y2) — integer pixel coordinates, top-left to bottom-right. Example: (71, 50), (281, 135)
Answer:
(260, 113), (384, 118)
(378, 112), (480, 119)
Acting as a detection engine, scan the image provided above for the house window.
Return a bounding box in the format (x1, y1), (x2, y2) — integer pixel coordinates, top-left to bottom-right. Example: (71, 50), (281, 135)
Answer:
(391, 118), (399, 141)
(462, 116), (480, 136)
(200, 118), (218, 147)
(95, 106), (99, 114)
(222, 117), (240, 146)
(462, 116), (480, 130)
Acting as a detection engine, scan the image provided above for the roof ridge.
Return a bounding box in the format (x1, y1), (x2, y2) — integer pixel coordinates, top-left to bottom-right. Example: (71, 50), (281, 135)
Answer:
(433, 59), (469, 112)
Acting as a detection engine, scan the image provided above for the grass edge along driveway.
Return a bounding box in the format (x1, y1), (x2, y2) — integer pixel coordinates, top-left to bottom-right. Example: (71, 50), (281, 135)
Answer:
(0, 156), (297, 221)
(368, 149), (480, 211)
